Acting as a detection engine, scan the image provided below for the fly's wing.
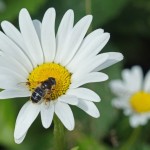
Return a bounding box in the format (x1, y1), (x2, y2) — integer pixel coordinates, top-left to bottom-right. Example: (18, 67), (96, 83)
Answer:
(43, 89), (52, 100)
(17, 82), (29, 89)
(17, 81), (41, 89)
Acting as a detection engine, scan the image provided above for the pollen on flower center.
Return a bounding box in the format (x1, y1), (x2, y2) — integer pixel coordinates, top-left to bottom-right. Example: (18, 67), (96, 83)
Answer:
(130, 91), (150, 113)
(28, 63), (72, 100)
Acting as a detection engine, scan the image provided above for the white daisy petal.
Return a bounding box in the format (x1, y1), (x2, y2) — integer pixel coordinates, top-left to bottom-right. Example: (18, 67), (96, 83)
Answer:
(55, 9), (74, 63)
(0, 31), (33, 72)
(67, 88), (100, 102)
(144, 70), (150, 92)
(1, 21), (25, 50)
(0, 54), (28, 79)
(33, 20), (41, 41)
(55, 102), (74, 130)
(61, 15), (93, 66)
(122, 69), (133, 80)
(138, 115), (148, 125)
(0, 68), (24, 81)
(89, 33), (110, 57)
(72, 53), (109, 76)
(19, 8), (43, 65)
(41, 101), (54, 128)
(74, 54), (108, 75)
(122, 67), (142, 92)
(76, 29), (104, 55)
(129, 115), (140, 128)
(71, 72), (108, 88)
(0, 75), (24, 90)
(0, 89), (31, 99)
(131, 66), (143, 91)
(1, 21), (36, 67)
(77, 100), (100, 118)
(14, 101), (40, 140)
(59, 95), (78, 105)
(41, 8), (56, 62)
(0, 67), (26, 89)
(93, 52), (124, 71)
(67, 32), (110, 71)
(129, 114), (148, 128)
(15, 132), (27, 144)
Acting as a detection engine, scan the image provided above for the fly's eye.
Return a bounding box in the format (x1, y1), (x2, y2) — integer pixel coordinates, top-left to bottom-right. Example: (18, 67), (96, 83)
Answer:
(48, 77), (56, 85)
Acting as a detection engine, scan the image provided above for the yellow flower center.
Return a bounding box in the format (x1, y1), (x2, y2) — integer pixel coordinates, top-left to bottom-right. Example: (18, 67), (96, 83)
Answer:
(28, 63), (72, 100)
(130, 91), (150, 113)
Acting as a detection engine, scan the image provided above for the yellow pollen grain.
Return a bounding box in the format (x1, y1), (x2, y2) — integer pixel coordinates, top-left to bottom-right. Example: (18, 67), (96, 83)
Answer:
(130, 91), (150, 113)
(28, 63), (72, 100)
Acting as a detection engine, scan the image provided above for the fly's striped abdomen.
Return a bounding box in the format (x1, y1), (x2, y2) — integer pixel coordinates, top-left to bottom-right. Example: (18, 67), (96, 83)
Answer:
(31, 87), (45, 103)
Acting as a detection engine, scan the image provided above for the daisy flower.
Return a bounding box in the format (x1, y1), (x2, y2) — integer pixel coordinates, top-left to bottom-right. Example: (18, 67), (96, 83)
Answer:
(110, 66), (150, 128)
(0, 8), (123, 144)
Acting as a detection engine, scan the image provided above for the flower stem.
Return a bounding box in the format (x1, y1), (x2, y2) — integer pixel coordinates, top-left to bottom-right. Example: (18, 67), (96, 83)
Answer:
(120, 126), (141, 150)
(85, 0), (92, 32)
(54, 115), (65, 150)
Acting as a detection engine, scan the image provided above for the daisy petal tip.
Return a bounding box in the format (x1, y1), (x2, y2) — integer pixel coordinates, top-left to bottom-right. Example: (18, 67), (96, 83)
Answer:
(132, 65), (141, 72)
(99, 28), (104, 32)
(130, 122), (138, 128)
(94, 111), (100, 118)
(87, 15), (93, 21)
(105, 32), (110, 37)
(19, 8), (29, 20)
(47, 7), (56, 14)
(95, 29), (104, 35)
(96, 97), (101, 102)
(116, 52), (124, 61)
(14, 132), (27, 144)
(106, 52), (124, 66)
(14, 128), (20, 140)
(107, 33), (110, 39)
(14, 132), (25, 144)
(49, 7), (55, 11)
(42, 124), (50, 129)
(65, 119), (75, 131)
(67, 9), (74, 14)
(83, 15), (93, 23)
(15, 139), (21, 144)
(15, 138), (24, 144)
(63, 9), (74, 20)
(20, 8), (28, 14)
(94, 94), (101, 102)
(1, 20), (7, 27)
(103, 74), (109, 81)
(67, 124), (75, 131)
(129, 116), (141, 128)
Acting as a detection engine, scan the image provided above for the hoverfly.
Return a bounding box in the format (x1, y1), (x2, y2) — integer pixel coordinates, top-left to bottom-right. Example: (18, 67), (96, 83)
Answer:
(31, 77), (56, 103)
(18, 77), (56, 103)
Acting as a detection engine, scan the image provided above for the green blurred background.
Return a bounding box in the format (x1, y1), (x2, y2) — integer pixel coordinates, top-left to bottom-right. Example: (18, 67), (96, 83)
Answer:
(0, 0), (150, 149)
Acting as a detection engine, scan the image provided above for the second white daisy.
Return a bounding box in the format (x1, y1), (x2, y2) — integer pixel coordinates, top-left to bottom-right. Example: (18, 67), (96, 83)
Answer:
(110, 66), (150, 128)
